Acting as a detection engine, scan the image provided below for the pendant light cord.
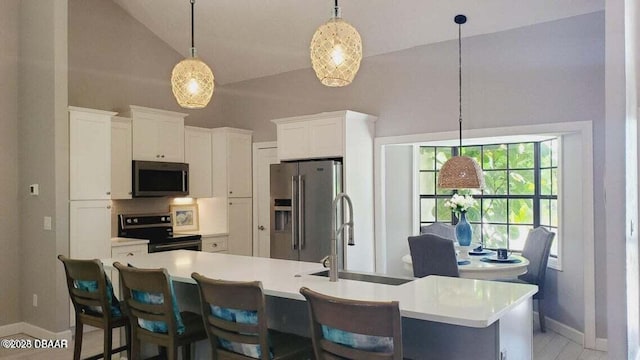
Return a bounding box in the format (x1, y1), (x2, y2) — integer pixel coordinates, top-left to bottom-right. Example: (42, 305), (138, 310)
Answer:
(458, 20), (463, 151)
(191, 0), (195, 50)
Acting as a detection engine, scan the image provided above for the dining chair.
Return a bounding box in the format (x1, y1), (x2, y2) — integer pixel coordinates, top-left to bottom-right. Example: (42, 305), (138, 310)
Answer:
(191, 273), (313, 359)
(420, 222), (455, 240)
(58, 255), (130, 360)
(114, 262), (207, 360)
(300, 287), (403, 360)
(512, 227), (556, 332)
(408, 233), (460, 278)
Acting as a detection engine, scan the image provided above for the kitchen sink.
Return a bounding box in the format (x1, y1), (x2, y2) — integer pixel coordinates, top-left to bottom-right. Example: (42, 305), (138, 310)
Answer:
(310, 270), (413, 286)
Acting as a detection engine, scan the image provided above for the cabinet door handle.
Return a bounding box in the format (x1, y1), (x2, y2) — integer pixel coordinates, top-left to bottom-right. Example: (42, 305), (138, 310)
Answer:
(258, 225), (265, 231)
(107, 205), (111, 209)
(106, 191), (111, 195)
(229, 202), (233, 205)
(156, 154), (160, 158)
(126, 252), (134, 257)
(161, 154), (165, 158)
(229, 191), (233, 194)
(212, 243), (218, 248)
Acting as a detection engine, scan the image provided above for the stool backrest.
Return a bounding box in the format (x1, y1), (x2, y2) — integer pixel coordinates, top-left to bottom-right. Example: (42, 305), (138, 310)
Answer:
(58, 255), (112, 321)
(114, 262), (178, 336)
(192, 273), (270, 360)
(300, 287), (403, 360)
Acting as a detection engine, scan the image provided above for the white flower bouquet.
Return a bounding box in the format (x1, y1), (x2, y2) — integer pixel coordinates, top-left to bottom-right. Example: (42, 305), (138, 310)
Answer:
(444, 194), (476, 213)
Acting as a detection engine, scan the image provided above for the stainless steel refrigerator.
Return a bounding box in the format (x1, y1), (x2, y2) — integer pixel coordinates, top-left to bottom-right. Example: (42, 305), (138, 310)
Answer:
(270, 160), (342, 265)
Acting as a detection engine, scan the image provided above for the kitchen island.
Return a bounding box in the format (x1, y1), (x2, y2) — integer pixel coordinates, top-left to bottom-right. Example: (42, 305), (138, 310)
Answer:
(103, 250), (537, 359)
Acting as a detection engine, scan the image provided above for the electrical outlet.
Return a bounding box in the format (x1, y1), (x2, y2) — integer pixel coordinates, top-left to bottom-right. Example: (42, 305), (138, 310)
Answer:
(32, 294), (38, 307)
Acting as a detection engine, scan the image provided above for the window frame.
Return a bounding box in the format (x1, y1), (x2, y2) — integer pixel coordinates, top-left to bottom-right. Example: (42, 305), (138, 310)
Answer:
(417, 138), (561, 269)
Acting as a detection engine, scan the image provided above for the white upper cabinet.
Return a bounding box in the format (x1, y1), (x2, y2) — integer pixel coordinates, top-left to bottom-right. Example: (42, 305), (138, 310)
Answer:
(211, 128), (253, 198)
(185, 126), (213, 198)
(272, 111), (373, 161)
(128, 105), (187, 162)
(111, 117), (132, 199)
(69, 107), (117, 200)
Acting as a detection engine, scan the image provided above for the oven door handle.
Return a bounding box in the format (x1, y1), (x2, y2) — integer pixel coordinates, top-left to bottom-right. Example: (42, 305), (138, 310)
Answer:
(152, 240), (201, 251)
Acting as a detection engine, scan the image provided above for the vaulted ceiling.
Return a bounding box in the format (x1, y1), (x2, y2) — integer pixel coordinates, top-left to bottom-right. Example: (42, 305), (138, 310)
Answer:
(113, 0), (604, 85)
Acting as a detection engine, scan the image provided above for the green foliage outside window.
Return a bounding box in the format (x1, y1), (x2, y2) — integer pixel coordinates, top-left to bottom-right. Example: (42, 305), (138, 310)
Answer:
(419, 139), (559, 256)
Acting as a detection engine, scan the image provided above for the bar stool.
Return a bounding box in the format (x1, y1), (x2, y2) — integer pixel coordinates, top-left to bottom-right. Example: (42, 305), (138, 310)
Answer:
(58, 255), (130, 360)
(192, 272), (313, 360)
(114, 262), (207, 360)
(300, 287), (403, 360)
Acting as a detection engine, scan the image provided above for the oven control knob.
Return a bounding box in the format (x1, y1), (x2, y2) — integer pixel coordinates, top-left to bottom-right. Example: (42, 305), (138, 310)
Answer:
(126, 219), (132, 224)
(160, 217), (165, 221)
(133, 219), (138, 223)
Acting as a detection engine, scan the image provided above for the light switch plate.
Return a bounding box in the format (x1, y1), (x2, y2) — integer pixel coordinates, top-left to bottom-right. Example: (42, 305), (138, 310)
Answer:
(43, 216), (52, 230)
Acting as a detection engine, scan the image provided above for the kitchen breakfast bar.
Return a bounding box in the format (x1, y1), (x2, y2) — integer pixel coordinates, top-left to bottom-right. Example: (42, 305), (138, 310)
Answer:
(103, 250), (537, 359)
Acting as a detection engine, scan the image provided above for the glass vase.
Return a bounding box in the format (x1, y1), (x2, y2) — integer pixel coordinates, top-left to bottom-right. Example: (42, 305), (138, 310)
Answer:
(455, 211), (472, 247)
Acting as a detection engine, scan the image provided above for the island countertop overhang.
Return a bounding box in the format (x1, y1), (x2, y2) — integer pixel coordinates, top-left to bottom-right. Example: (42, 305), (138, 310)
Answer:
(102, 250), (537, 328)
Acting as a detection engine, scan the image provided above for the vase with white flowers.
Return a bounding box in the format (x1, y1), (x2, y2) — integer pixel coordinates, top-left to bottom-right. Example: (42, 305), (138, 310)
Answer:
(444, 194), (476, 247)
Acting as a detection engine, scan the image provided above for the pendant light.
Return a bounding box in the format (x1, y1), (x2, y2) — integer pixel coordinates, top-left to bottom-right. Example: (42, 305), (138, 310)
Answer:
(171, 0), (214, 109)
(310, 0), (362, 87)
(438, 15), (485, 190)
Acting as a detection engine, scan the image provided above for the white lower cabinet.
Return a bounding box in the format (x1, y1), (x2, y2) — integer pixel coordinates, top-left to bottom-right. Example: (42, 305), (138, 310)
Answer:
(201, 235), (228, 253)
(110, 243), (148, 299)
(70, 201), (111, 260)
(69, 200), (112, 327)
(228, 198), (252, 256)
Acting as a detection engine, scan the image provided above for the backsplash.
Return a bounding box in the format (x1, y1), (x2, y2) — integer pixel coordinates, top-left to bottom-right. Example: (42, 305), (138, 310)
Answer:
(111, 198), (172, 236)
(111, 197), (229, 237)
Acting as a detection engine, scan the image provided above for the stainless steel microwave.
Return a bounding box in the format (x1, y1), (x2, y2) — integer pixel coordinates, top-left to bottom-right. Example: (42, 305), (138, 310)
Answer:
(132, 161), (189, 197)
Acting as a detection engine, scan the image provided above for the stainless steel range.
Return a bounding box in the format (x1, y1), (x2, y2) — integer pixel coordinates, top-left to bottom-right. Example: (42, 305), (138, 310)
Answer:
(117, 213), (202, 253)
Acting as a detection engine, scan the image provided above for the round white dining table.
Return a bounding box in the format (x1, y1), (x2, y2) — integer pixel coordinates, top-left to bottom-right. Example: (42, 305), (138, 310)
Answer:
(401, 253), (530, 281)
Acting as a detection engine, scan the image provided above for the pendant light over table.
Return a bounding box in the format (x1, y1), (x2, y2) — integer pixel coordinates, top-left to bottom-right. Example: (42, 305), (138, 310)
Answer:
(310, 0), (362, 87)
(171, 0), (214, 109)
(437, 15), (485, 190)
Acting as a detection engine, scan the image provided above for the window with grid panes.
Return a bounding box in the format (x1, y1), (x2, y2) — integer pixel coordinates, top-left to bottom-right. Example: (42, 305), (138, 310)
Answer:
(419, 139), (559, 257)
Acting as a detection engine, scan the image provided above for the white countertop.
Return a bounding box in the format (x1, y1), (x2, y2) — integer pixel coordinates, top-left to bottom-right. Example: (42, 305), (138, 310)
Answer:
(111, 237), (149, 247)
(102, 250), (537, 328)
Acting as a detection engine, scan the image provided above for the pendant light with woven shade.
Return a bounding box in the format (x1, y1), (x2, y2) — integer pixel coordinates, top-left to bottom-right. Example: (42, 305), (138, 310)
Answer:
(310, 0), (362, 87)
(438, 15), (485, 190)
(171, 0), (214, 109)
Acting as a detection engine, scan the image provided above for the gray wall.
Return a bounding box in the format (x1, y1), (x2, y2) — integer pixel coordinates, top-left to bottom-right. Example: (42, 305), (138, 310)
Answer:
(19, 0), (70, 331)
(0, 0), (21, 327)
(68, 0), (224, 127)
(217, 12), (606, 337)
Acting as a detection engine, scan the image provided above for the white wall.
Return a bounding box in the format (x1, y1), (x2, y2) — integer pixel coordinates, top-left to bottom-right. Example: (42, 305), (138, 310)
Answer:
(383, 145), (414, 277)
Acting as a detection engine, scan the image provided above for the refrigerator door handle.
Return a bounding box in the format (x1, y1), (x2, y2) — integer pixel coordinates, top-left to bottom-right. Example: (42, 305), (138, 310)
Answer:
(298, 175), (305, 249)
(291, 175), (298, 250)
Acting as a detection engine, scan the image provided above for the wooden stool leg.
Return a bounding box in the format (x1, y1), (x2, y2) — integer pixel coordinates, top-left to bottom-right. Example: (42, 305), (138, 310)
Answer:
(168, 345), (178, 360)
(104, 326), (113, 360)
(125, 323), (132, 360)
(182, 343), (191, 360)
(73, 320), (83, 360)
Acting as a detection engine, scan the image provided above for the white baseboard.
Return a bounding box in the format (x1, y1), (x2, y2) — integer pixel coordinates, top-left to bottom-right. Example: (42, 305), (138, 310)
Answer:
(594, 337), (608, 352)
(533, 311), (607, 352)
(0, 322), (72, 342)
(0, 323), (25, 338)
